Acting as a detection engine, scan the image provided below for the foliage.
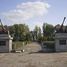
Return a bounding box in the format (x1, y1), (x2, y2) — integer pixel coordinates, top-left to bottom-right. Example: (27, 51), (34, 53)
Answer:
(12, 41), (29, 49)
(34, 25), (41, 41)
(8, 24), (30, 41)
(43, 23), (54, 41)
(5, 23), (56, 42)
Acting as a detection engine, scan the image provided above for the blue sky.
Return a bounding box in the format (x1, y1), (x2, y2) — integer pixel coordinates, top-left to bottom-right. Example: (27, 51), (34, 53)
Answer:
(0, 0), (67, 30)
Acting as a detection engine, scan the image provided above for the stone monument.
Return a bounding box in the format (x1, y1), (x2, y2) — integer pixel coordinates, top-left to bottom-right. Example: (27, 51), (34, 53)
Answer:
(55, 17), (67, 52)
(0, 19), (13, 52)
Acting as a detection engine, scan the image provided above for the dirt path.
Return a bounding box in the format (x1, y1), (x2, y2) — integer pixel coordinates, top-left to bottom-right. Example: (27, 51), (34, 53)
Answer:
(0, 42), (67, 67)
(24, 42), (41, 53)
(0, 52), (67, 67)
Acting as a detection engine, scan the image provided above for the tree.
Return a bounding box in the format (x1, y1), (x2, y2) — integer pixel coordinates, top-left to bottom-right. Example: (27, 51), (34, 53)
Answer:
(43, 23), (47, 36)
(8, 24), (30, 41)
(13, 24), (19, 41)
(43, 23), (54, 41)
(34, 26), (39, 40)
(17, 24), (30, 41)
(34, 25), (42, 41)
(8, 26), (15, 36)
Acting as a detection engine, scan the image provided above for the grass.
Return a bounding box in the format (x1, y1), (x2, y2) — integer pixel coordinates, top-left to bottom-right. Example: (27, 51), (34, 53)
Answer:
(12, 41), (26, 49)
(12, 41), (31, 50)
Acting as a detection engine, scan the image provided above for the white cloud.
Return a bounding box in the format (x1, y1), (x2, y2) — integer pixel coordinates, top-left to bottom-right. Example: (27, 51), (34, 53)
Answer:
(2, 1), (50, 23)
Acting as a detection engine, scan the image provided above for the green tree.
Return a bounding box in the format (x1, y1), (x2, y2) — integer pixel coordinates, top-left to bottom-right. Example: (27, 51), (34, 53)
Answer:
(34, 25), (42, 41)
(43, 23), (54, 41)
(8, 24), (30, 41)
(13, 24), (19, 41)
(8, 26), (15, 36)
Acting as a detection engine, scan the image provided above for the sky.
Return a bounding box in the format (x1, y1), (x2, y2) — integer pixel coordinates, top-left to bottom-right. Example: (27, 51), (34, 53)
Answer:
(0, 0), (67, 30)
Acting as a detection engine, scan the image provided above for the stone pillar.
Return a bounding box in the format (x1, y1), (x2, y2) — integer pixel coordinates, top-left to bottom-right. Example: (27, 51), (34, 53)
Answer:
(0, 34), (13, 52)
(55, 33), (67, 52)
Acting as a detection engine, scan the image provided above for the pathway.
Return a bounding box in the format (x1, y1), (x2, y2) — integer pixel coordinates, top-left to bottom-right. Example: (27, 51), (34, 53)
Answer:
(24, 42), (41, 53)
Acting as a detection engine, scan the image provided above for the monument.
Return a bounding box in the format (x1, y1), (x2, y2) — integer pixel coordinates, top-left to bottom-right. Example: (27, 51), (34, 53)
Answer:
(55, 17), (67, 52)
(0, 19), (13, 52)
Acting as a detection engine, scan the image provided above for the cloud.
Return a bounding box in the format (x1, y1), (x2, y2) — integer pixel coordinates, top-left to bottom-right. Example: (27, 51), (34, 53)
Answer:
(2, 1), (50, 24)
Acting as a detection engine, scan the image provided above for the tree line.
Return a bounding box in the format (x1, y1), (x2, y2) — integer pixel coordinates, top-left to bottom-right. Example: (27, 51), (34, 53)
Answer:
(2, 23), (67, 42)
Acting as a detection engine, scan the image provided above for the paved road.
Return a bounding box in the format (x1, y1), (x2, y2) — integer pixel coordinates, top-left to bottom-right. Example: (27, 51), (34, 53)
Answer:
(24, 42), (41, 53)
